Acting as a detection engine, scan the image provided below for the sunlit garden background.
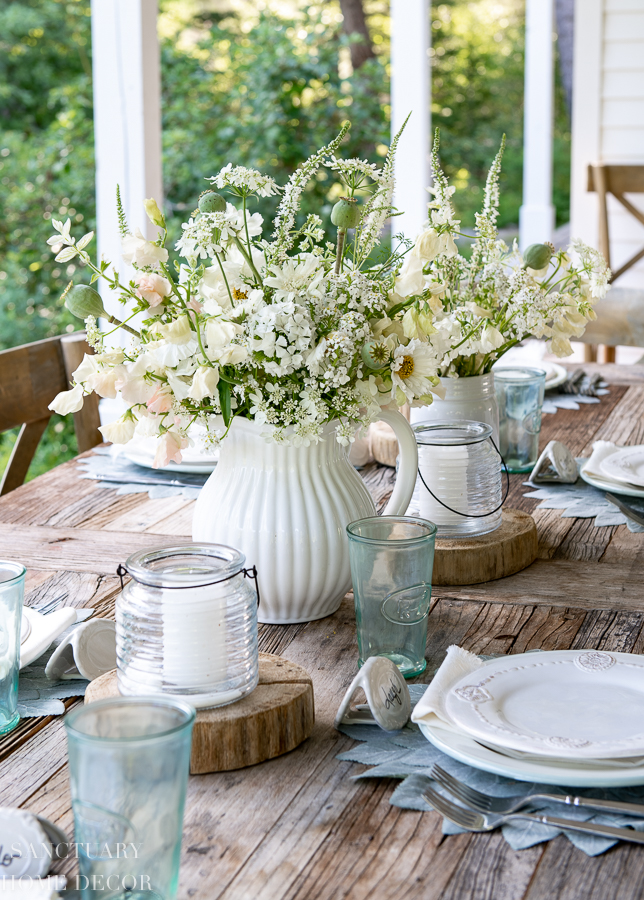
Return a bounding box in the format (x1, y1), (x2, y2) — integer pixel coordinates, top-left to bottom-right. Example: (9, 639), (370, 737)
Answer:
(0, 0), (572, 477)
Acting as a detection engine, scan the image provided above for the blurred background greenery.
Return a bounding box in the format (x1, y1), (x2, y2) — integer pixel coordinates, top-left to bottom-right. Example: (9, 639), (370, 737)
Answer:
(0, 0), (572, 479)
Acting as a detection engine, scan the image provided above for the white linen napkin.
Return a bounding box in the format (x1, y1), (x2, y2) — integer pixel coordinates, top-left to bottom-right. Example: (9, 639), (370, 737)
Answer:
(581, 440), (624, 484)
(411, 645), (483, 731)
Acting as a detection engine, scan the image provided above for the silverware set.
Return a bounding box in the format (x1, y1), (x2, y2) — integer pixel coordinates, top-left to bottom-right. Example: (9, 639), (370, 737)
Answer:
(423, 764), (644, 844)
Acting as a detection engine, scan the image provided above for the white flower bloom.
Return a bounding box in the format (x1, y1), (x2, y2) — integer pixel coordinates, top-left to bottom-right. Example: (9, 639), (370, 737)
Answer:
(156, 316), (193, 345)
(99, 416), (137, 444)
(121, 228), (169, 267)
(189, 366), (220, 401)
(48, 383), (84, 415)
(72, 354), (99, 383)
(394, 255), (426, 298)
(391, 340), (441, 404)
(212, 164), (280, 198)
(411, 227), (458, 262)
(265, 255), (322, 302)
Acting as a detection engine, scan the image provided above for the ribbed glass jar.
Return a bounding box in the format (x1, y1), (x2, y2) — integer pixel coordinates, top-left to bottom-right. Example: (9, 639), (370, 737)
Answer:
(409, 421), (502, 539)
(116, 543), (258, 709)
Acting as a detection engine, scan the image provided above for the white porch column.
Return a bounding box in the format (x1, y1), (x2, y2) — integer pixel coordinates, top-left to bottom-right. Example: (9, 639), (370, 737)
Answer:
(90, 0), (163, 316)
(519, 0), (556, 250)
(390, 0), (431, 244)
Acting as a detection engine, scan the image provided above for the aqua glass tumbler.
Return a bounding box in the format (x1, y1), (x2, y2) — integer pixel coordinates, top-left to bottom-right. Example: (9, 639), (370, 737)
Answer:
(0, 561), (25, 736)
(347, 516), (436, 678)
(495, 366), (546, 473)
(65, 697), (195, 900)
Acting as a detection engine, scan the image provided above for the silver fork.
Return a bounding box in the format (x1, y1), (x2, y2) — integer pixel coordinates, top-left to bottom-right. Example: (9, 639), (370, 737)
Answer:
(431, 764), (644, 818)
(423, 785), (644, 844)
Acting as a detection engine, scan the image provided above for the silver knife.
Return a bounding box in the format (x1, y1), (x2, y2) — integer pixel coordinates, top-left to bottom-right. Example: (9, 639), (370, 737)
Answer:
(605, 492), (644, 527)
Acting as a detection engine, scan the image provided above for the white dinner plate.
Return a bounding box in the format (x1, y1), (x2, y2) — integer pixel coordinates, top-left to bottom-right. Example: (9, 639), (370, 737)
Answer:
(542, 363), (568, 390)
(445, 650), (644, 759)
(579, 465), (644, 499)
(123, 449), (217, 475)
(599, 446), (644, 489)
(419, 721), (644, 788)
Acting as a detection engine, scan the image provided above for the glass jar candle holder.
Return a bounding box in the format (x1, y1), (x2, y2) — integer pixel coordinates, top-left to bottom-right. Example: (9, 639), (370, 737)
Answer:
(409, 421), (503, 539)
(117, 543), (259, 709)
(494, 366), (546, 473)
(0, 561), (24, 736)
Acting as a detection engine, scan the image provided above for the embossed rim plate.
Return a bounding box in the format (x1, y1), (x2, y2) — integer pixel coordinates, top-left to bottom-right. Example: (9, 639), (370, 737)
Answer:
(419, 721), (644, 788)
(599, 446), (644, 488)
(445, 650), (644, 759)
(579, 465), (644, 499)
(542, 362), (568, 390)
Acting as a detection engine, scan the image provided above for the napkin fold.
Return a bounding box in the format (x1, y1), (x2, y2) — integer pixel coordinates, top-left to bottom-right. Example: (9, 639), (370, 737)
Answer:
(411, 645), (482, 731)
(581, 440), (627, 486)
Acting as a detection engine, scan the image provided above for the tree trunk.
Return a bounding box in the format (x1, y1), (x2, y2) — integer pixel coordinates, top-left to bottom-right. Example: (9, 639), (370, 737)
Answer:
(338, 0), (375, 70)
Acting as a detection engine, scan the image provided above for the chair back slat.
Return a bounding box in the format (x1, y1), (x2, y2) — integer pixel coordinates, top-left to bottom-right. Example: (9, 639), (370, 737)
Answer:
(588, 165), (644, 195)
(0, 336), (68, 432)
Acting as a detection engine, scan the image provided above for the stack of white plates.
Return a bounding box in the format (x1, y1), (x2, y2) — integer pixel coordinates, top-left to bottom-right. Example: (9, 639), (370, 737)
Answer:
(420, 650), (644, 787)
(580, 445), (644, 499)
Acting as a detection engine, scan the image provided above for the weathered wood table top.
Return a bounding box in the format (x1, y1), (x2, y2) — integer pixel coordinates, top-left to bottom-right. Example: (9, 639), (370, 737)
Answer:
(2, 363), (644, 900)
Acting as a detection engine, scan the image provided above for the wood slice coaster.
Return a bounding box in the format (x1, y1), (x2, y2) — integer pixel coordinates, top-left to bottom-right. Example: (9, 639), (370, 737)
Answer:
(84, 653), (314, 774)
(432, 508), (538, 585)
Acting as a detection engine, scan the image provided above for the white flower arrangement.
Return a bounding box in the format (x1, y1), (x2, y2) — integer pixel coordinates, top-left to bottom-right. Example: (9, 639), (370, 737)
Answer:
(46, 125), (610, 467)
(392, 132), (611, 378)
(47, 122), (449, 466)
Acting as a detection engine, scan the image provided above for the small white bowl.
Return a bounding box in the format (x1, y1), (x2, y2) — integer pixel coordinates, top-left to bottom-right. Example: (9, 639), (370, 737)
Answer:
(45, 619), (116, 681)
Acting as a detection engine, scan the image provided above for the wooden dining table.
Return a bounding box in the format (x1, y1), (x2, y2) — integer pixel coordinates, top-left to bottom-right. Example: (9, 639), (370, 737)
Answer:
(2, 362), (644, 900)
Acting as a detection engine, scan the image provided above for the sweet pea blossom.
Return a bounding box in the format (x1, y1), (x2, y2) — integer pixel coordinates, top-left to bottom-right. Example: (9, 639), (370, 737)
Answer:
(48, 383), (84, 415)
(135, 273), (172, 307)
(147, 385), (174, 414)
(189, 367), (220, 401)
(99, 416), (137, 444)
(121, 228), (169, 267)
(154, 431), (189, 468)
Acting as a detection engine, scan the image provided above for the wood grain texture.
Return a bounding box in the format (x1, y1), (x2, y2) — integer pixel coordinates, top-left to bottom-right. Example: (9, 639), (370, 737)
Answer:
(433, 509), (537, 585)
(85, 654), (315, 774)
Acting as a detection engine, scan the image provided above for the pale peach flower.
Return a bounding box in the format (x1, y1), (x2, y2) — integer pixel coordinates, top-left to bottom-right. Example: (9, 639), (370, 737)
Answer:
(147, 385), (174, 414)
(154, 431), (188, 468)
(99, 417), (137, 444)
(135, 273), (172, 308)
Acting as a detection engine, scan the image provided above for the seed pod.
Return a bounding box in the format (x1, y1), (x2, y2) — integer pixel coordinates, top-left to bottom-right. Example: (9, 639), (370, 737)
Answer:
(65, 285), (106, 320)
(331, 197), (361, 230)
(198, 191), (227, 214)
(523, 243), (553, 271)
(361, 339), (389, 370)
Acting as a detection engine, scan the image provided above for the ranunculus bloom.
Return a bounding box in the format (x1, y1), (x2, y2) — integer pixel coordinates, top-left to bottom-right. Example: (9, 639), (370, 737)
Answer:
(99, 417), (137, 444)
(147, 385), (174, 414)
(121, 228), (169, 267)
(188, 366), (220, 401)
(153, 431), (188, 468)
(135, 273), (172, 307)
(48, 383), (84, 415)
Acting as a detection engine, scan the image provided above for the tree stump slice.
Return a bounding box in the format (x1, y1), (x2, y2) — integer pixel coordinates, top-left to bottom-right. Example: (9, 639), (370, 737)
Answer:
(432, 509), (538, 585)
(84, 653), (315, 774)
(369, 421), (398, 468)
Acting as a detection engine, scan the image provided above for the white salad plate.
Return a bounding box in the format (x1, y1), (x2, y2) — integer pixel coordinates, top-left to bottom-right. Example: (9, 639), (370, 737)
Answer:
(419, 721), (644, 788)
(444, 649), (644, 760)
(599, 446), (644, 489)
(579, 465), (644, 499)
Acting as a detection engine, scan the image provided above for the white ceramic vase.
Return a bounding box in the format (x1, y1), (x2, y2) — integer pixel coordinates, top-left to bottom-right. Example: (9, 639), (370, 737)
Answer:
(410, 373), (500, 443)
(192, 410), (418, 624)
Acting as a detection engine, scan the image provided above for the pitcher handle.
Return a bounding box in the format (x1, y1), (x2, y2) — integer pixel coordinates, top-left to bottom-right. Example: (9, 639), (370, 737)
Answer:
(376, 409), (418, 516)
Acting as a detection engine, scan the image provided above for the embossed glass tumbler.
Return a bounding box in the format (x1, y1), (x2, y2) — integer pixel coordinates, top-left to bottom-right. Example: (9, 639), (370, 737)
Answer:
(0, 562), (24, 736)
(347, 517), (436, 678)
(495, 366), (546, 473)
(65, 697), (195, 900)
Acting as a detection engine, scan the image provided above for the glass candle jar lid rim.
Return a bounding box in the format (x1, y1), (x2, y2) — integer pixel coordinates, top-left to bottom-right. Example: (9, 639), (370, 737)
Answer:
(0, 561), (26, 586)
(124, 542), (246, 588)
(65, 697), (196, 744)
(347, 515), (437, 544)
(493, 366), (547, 382)
(413, 420), (493, 446)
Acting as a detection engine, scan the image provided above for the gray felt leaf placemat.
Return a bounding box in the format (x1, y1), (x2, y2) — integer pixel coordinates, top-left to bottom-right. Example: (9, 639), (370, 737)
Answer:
(337, 684), (644, 856)
(523, 460), (644, 533)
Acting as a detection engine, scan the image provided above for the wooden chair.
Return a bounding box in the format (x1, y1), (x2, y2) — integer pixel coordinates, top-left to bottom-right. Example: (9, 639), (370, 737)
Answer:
(0, 332), (102, 495)
(586, 164), (644, 362)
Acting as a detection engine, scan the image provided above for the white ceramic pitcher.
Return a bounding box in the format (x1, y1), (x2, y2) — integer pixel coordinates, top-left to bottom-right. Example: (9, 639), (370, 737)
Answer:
(192, 409), (418, 624)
